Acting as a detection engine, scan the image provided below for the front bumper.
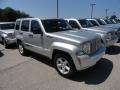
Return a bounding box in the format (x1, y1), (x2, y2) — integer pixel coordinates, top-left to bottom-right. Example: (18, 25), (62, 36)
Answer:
(105, 36), (118, 47)
(76, 45), (105, 71)
(5, 38), (16, 45)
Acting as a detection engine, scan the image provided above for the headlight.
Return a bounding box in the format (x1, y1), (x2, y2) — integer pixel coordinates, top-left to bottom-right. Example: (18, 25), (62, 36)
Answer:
(105, 33), (112, 40)
(81, 42), (91, 54)
(6, 33), (15, 39)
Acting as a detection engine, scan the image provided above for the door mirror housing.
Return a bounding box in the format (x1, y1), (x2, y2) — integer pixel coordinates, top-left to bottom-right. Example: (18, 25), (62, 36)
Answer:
(32, 29), (43, 34)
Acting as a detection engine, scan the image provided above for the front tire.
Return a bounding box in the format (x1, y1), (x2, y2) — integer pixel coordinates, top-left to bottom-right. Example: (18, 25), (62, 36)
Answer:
(54, 54), (76, 78)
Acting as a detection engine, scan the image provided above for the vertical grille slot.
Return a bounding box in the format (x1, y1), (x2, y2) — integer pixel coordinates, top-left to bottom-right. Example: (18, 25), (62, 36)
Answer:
(90, 38), (100, 54)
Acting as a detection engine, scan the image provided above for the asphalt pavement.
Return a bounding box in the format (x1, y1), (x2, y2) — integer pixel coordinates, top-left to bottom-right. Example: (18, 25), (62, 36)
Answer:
(0, 43), (120, 90)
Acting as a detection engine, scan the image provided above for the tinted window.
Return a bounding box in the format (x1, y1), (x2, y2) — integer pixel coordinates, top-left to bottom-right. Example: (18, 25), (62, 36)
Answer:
(69, 20), (80, 29)
(90, 20), (99, 26)
(15, 21), (20, 30)
(0, 23), (15, 30)
(42, 19), (72, 33)
(105, 19), (112, 24)
(31, 20), (42, 34)
(96, 19), (106, 25)
(110, 19), (116, 24)
(21, 20), (29, 31)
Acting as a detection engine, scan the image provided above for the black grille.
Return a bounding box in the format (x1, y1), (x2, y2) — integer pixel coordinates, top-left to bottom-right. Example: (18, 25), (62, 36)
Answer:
(90, 38), (101, 54)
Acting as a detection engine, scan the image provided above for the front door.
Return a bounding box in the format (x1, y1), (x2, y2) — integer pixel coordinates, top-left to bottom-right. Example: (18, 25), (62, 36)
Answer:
(27, 20), (44, 54)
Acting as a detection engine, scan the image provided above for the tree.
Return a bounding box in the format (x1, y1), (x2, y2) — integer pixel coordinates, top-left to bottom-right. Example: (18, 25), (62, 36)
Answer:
(0, 7), (31, 22)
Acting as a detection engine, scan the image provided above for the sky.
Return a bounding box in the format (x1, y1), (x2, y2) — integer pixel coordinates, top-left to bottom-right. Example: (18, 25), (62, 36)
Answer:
(0, 0), (120, 19)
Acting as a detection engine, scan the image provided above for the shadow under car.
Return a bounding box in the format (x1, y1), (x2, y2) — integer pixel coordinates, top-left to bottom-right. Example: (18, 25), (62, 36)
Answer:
(69, 58), (113, 85)
(106, 45), (120, 55)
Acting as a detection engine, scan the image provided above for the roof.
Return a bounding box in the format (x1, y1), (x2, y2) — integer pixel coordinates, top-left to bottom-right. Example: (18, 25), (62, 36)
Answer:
(0, 22), (15, 24)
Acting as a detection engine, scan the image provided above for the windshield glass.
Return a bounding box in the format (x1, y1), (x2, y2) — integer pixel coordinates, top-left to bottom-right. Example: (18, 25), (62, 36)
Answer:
(78, 19), (93, 28)
(96, 19), (106, 25)
(41, 19), (72, 33)
(110, 19), (116, 24)
(105, 19), (112, 24)
(89, 20), (99, 26)
(0, 23), (15, 30)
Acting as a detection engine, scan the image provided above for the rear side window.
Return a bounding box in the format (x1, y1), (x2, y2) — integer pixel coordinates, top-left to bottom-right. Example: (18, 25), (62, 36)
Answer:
(15, 21), (20, 30)
(21, 20), (29, 31)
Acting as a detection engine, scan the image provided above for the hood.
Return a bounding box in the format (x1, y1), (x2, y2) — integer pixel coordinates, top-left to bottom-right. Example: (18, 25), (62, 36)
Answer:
(88, 26), (115, 33)
(0, 29), (15, 34)
(48, 30), (99, 44)
(102, 24), (120, 30)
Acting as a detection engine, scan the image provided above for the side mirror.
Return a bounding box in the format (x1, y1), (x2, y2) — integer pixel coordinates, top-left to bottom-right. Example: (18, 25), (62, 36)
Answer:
(32, 29), (43, 34)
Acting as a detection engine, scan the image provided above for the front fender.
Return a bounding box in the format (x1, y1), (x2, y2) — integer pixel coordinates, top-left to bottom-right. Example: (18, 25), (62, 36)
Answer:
(50, 42), (82, 70)
(1, 33), (7, 38)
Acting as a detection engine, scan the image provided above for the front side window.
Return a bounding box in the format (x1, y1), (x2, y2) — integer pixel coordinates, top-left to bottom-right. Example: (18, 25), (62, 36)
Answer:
(15, 21), (20, 30)
(31, 20), (43, 34)
(21, 20), (29, 31)
(0, 23), (15, 30)
(105, 19), (112, 24)
(89, 20), (99, 26)
(96, 19), (106, 25)
(69, 20), (80, 29)
(110, 19), (116, 24)
(41, 19), (72, 33)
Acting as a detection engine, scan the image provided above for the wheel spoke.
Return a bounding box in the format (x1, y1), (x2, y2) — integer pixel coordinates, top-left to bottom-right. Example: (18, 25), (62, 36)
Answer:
(65, 66), (70, 71)
(64, 60), (68, 65)
(57, 63), (62, 68)
(62, 67), (66, 73)
(56, 57), (71, 75)
(58, 58), (63, 64)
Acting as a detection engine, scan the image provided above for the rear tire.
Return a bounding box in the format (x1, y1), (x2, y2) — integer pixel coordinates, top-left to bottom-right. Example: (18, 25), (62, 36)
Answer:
(54, 53), (76, 78)
(18, 41), (27, 55)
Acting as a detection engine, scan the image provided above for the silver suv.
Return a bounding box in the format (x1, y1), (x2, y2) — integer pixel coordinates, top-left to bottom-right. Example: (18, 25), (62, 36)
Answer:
(66, 18), (118, 47)
(0, 22), (16, 48)
(15, 18), (105, 77)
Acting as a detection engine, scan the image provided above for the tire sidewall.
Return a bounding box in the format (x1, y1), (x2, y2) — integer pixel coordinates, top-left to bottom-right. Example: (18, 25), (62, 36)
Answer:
(18, 42), (25, 55)
(54, 54), (76, 78)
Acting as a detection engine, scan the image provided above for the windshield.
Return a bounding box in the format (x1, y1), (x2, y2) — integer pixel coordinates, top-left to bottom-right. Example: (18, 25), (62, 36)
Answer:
(110, 19), (116, 24)
(89, 20), (99, 27)
(41, 19), (72, 33)
(105, 19), (112, 24)
(0, 23), (15, 30)
(96, 19), (106, 25)
(78, 19), (94, 28)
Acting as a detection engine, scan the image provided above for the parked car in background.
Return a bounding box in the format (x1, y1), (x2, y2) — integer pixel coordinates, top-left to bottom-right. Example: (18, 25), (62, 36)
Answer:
(66, 18), (118, 47)
(86, 19), (119, 43)
(0, 22), (16, 48)
(102, 19), (120, 40)
(14, 18), (105, 77)
(91, 18), (120, 41)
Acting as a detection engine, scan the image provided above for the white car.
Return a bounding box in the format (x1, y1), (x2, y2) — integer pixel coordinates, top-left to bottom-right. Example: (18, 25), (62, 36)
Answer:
(0, 22), (16, 48)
